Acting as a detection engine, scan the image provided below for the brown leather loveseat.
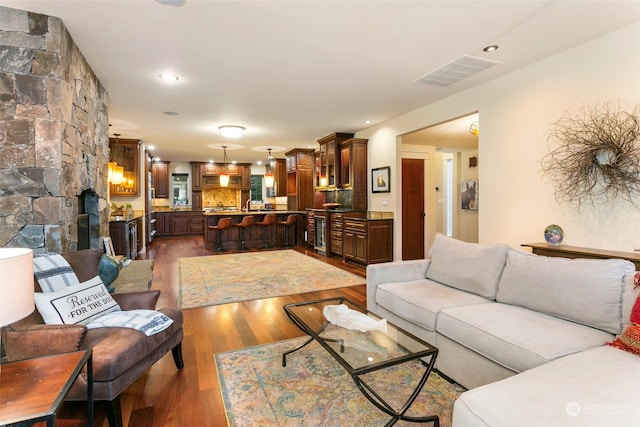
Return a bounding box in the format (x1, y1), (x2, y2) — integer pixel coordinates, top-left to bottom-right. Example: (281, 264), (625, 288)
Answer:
(1, 248), (184, 427)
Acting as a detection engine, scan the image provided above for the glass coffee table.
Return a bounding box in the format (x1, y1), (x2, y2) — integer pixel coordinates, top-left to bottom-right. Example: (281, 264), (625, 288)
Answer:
(283, 296), (440, 427)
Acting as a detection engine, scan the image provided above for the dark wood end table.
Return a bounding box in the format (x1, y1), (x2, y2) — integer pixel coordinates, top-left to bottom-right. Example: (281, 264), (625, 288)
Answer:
(0, 350), (93, 427)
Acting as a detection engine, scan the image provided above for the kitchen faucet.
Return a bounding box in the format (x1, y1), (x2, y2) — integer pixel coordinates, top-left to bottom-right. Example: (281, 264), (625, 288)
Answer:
(244, 199), (251, 212)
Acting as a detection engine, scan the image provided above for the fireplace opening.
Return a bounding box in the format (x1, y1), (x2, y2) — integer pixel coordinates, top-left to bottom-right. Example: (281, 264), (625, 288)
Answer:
(78, 189), (100, 250)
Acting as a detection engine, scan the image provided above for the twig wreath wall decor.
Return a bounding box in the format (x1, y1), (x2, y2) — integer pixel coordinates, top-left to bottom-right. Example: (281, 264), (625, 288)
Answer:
(541, 101), (640, 207)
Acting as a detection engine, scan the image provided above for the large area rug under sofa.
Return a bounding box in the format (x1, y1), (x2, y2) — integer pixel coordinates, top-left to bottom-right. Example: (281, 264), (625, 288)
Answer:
(366, 234), (640, 427)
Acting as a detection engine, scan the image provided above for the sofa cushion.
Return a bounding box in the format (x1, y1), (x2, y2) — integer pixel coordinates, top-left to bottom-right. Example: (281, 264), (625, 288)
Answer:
(496, 249), (634, 334)
(35, 276), (121, 325)
(453, 345), (640, 427)
(426, 233), (509, 299)
(33, 253), (80, 292)
(376, 279), (492, 332)
(86, 307), (183, 381)
(437, 303), (613, 373)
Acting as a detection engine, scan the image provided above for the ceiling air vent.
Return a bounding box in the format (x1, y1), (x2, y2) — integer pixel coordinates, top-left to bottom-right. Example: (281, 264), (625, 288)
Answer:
(414, 55), (501, 87)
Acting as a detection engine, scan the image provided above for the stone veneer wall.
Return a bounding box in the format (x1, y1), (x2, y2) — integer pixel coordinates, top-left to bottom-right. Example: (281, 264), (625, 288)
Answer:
(0, 7), (110, 253)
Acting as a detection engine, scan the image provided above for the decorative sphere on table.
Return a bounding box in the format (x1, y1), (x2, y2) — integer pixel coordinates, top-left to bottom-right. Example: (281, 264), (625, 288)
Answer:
(544, 224), (564, 245)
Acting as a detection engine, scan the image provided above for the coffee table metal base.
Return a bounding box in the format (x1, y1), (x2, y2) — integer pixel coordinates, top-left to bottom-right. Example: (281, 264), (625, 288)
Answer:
(283, 297), (440, 427)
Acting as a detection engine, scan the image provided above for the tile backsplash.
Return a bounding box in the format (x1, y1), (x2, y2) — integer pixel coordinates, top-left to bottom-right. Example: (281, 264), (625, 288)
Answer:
(202, 188), (241, 208)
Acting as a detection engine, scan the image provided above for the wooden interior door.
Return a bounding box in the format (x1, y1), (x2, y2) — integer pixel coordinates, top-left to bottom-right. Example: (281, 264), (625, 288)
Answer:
(402, 158), (425, 260)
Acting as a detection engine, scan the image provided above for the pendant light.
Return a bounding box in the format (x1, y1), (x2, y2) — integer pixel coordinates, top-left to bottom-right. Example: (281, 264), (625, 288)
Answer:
(110, 133), (124, 185)
(264, 148), (274, 188)
(219, 146), (230, 187)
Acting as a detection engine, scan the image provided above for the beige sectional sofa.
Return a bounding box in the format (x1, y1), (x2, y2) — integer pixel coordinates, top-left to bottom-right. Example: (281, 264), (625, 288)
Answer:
(366, 234), (640, 426)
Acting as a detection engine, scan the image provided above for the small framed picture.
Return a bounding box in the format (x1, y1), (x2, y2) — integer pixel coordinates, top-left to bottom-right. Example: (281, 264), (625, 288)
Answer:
(372, 166), (391, 193)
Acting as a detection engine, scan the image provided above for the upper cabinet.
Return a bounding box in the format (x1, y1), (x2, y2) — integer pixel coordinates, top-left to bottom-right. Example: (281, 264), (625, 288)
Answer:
(152, 161), (170, 199)
(285, 148), (315, 211)
(109, 138), (140, 196)
(275, 158), (286, 197)
(316, 132), (353, 189)
(340, 138), (368, 211)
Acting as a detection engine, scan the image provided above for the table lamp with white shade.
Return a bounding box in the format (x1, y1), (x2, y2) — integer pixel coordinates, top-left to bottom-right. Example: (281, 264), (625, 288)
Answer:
(0, 248), (35, 367)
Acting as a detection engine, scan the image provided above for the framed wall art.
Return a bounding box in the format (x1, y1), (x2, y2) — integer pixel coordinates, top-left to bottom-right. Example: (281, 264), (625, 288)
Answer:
(461, 179), (478, 210)
(372, 166), (391, 193)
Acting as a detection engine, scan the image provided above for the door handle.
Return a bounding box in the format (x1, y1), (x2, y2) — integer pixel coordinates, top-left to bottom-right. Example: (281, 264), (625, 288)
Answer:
(421, 212), (426, 217)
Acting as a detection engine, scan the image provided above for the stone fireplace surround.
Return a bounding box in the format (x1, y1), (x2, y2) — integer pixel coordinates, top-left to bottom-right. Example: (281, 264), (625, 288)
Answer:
(0, 7), (110, 253)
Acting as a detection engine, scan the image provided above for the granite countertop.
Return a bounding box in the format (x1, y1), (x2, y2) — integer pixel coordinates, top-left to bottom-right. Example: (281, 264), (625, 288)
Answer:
(109, 214), (144, 223)
(203, 210), (306, 216)
(307, 208), (393, 220)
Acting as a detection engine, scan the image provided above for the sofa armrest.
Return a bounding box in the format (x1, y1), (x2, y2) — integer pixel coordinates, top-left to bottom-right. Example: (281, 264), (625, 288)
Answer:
(1, 323), (87, 362)
(112, 290), (160, 310)
(366, 259), (431, 310)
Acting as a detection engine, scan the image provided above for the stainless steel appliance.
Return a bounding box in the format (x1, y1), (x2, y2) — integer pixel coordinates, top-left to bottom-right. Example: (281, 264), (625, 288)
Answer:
(146, 171), (156, 244)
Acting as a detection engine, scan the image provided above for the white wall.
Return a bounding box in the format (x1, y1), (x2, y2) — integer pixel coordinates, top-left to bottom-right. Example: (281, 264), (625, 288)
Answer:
(357, 23), (640, 257)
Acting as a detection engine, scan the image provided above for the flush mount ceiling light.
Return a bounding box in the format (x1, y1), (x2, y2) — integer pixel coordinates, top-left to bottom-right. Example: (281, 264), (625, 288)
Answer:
(159, 73), (179, 82)
(219, 125), (245, 139)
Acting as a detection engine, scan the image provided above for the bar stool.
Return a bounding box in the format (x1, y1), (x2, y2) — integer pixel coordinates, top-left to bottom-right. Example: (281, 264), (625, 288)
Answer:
(278, 214), (298, 247)
(255, 213), (277, 249)
(233, 215), (255, 250)
(208, 217), (231, 252)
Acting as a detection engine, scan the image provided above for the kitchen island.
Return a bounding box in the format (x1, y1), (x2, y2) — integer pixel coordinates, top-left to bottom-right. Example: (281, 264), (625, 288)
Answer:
(203, 210), (306, 251)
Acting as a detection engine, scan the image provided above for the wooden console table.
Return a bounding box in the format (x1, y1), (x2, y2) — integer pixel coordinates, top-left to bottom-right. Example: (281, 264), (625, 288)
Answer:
(521, 242), (640, 271)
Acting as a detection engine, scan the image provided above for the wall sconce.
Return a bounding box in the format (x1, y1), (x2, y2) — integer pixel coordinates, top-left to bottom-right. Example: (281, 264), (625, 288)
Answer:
(219, 125), (245, 139)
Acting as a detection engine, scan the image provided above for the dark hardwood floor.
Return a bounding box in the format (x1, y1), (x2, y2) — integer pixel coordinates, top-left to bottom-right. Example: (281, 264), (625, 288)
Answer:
(58, 236), (366, 426)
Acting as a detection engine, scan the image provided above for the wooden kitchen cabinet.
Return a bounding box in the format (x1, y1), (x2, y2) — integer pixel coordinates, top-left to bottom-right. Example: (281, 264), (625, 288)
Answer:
(340, 138), (368, 211)
(109, 138), (140, 196)
(152, 161), (170, 199)
(189, 211), (204, 234)
(172, 212), (190, 235)
(285, 148), (315, 211)
(275, 158), (286, 197)
(191, 162), (203, 190)
(343, 218), (393, 265)
(191, 191), (202, 210)
(155, 212), (173, 236)
(109, 216), (142, 259)
(316, 132), (353, 189)
(330, 212), (344, 256)
(240, 165), (251, 190)
(306, 211), (315, 247)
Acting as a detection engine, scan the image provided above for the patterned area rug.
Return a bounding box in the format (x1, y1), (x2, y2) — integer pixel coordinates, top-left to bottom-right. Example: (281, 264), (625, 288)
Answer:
(178, 250), (365, 309)
(215, 337), (465, 427)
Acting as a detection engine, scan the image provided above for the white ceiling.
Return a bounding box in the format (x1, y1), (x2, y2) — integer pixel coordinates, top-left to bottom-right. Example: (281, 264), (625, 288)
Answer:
(3, 1), (640, 164)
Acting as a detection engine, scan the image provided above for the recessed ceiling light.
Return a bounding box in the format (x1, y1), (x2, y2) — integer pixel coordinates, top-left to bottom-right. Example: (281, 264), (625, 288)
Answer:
(209, 160), (214, 163)
(147, 145), (155, 150)
(364, 120), (371, 124)
(483, 45), (499, 52)
(163, 111), (179, 116)
(155, 0), (186, 7)
(159, 73), (179, 82)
